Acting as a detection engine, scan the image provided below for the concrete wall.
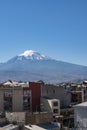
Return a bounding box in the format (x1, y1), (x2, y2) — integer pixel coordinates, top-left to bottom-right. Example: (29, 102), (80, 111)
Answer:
(13, 88), (23, 112)
(6, 112), (25, 123)
(41, 84), (71, 108)
(25, 112), (52, 125)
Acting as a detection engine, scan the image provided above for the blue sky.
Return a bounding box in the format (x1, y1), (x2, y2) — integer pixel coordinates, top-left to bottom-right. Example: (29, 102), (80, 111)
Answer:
(0, 0), (87, 66)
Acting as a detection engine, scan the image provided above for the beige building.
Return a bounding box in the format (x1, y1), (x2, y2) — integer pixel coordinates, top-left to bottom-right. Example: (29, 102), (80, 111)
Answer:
(0, 82), (32, 112)
(0, 81), (42, 113)
(41, 84), (71, 108)
(41, 98), (60, 117)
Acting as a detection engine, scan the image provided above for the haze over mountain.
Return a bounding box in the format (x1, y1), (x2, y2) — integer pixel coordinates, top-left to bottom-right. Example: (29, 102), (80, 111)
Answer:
(0, 50), (87, 83)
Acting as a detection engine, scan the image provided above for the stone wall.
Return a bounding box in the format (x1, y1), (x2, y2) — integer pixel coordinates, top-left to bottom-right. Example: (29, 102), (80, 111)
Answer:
(25, 112), (52, 125)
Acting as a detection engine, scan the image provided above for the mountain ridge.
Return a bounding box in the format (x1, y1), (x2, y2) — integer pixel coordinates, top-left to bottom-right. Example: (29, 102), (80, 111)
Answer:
(0, 50), (87, 83)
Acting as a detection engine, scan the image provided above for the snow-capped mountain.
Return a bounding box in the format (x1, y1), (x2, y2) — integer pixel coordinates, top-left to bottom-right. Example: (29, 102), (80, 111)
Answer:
(0, 50), (87, 83)
(7, 50), (51, 63)
(18, 50), (50, 60)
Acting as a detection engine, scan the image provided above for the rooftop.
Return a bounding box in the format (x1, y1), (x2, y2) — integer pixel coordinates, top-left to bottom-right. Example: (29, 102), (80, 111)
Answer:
(0, 124), (18, 130)
(0, 81), (29, 88)
(25, 125), (45, 130)
(74, 101), (87, 107)
(25, 123), (60, 130)
(42, 97), (59, 101)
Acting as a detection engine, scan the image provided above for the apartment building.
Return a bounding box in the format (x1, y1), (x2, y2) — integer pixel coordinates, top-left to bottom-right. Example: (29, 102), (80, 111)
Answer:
(41, 84), (71, 108)
(0, 81), (41, 112)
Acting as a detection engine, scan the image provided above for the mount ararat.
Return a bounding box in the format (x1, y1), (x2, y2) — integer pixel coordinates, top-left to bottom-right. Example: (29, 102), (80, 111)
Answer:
(0, 50), (87, 83)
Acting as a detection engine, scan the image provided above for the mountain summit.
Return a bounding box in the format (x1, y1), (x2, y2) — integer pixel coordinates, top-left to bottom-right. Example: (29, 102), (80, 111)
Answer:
(6, 50), (51, 63)
(18, 50), (50, 60)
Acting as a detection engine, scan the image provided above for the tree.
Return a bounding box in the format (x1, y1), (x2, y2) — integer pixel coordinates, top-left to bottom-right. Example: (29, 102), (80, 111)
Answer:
(68, 120), (72, 129)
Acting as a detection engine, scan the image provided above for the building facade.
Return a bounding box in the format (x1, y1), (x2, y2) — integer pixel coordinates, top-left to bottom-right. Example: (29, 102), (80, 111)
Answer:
(0, 82), (41, 112)
(41, 97), (60, 117)
(41, 84), (71, 108)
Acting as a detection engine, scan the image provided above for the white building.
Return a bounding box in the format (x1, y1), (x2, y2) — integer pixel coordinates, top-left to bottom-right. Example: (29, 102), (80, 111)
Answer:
(41, 97), (60, 117)
(74, 101), (87, 130)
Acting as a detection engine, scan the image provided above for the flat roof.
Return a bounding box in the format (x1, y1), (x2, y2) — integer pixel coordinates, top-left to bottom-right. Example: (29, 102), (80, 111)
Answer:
(42, 97), (59, 100)
(74, 101), (87, 107)
(0, 82), (29, 88)
(25, 123), (59, 130)
(25, 125), (45, 130)
(38, 123), (59, 129)
(0, 124), (18, 130)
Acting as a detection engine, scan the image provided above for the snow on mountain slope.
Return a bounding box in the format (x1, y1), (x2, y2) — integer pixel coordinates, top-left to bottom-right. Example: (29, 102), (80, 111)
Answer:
(18, 50), (50, 60)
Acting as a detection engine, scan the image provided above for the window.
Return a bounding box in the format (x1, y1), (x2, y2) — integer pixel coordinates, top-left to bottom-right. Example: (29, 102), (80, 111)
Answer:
(23, 90), (31, 96)
(53, 109), (58, 113)
(71, 93), (78, 103)
(4, 90), (12, 97)
(53, 101), (58, 106)
(53, 89), (55, 93)
(46, 89), (48, 94)
(4, 90), (13, 111)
